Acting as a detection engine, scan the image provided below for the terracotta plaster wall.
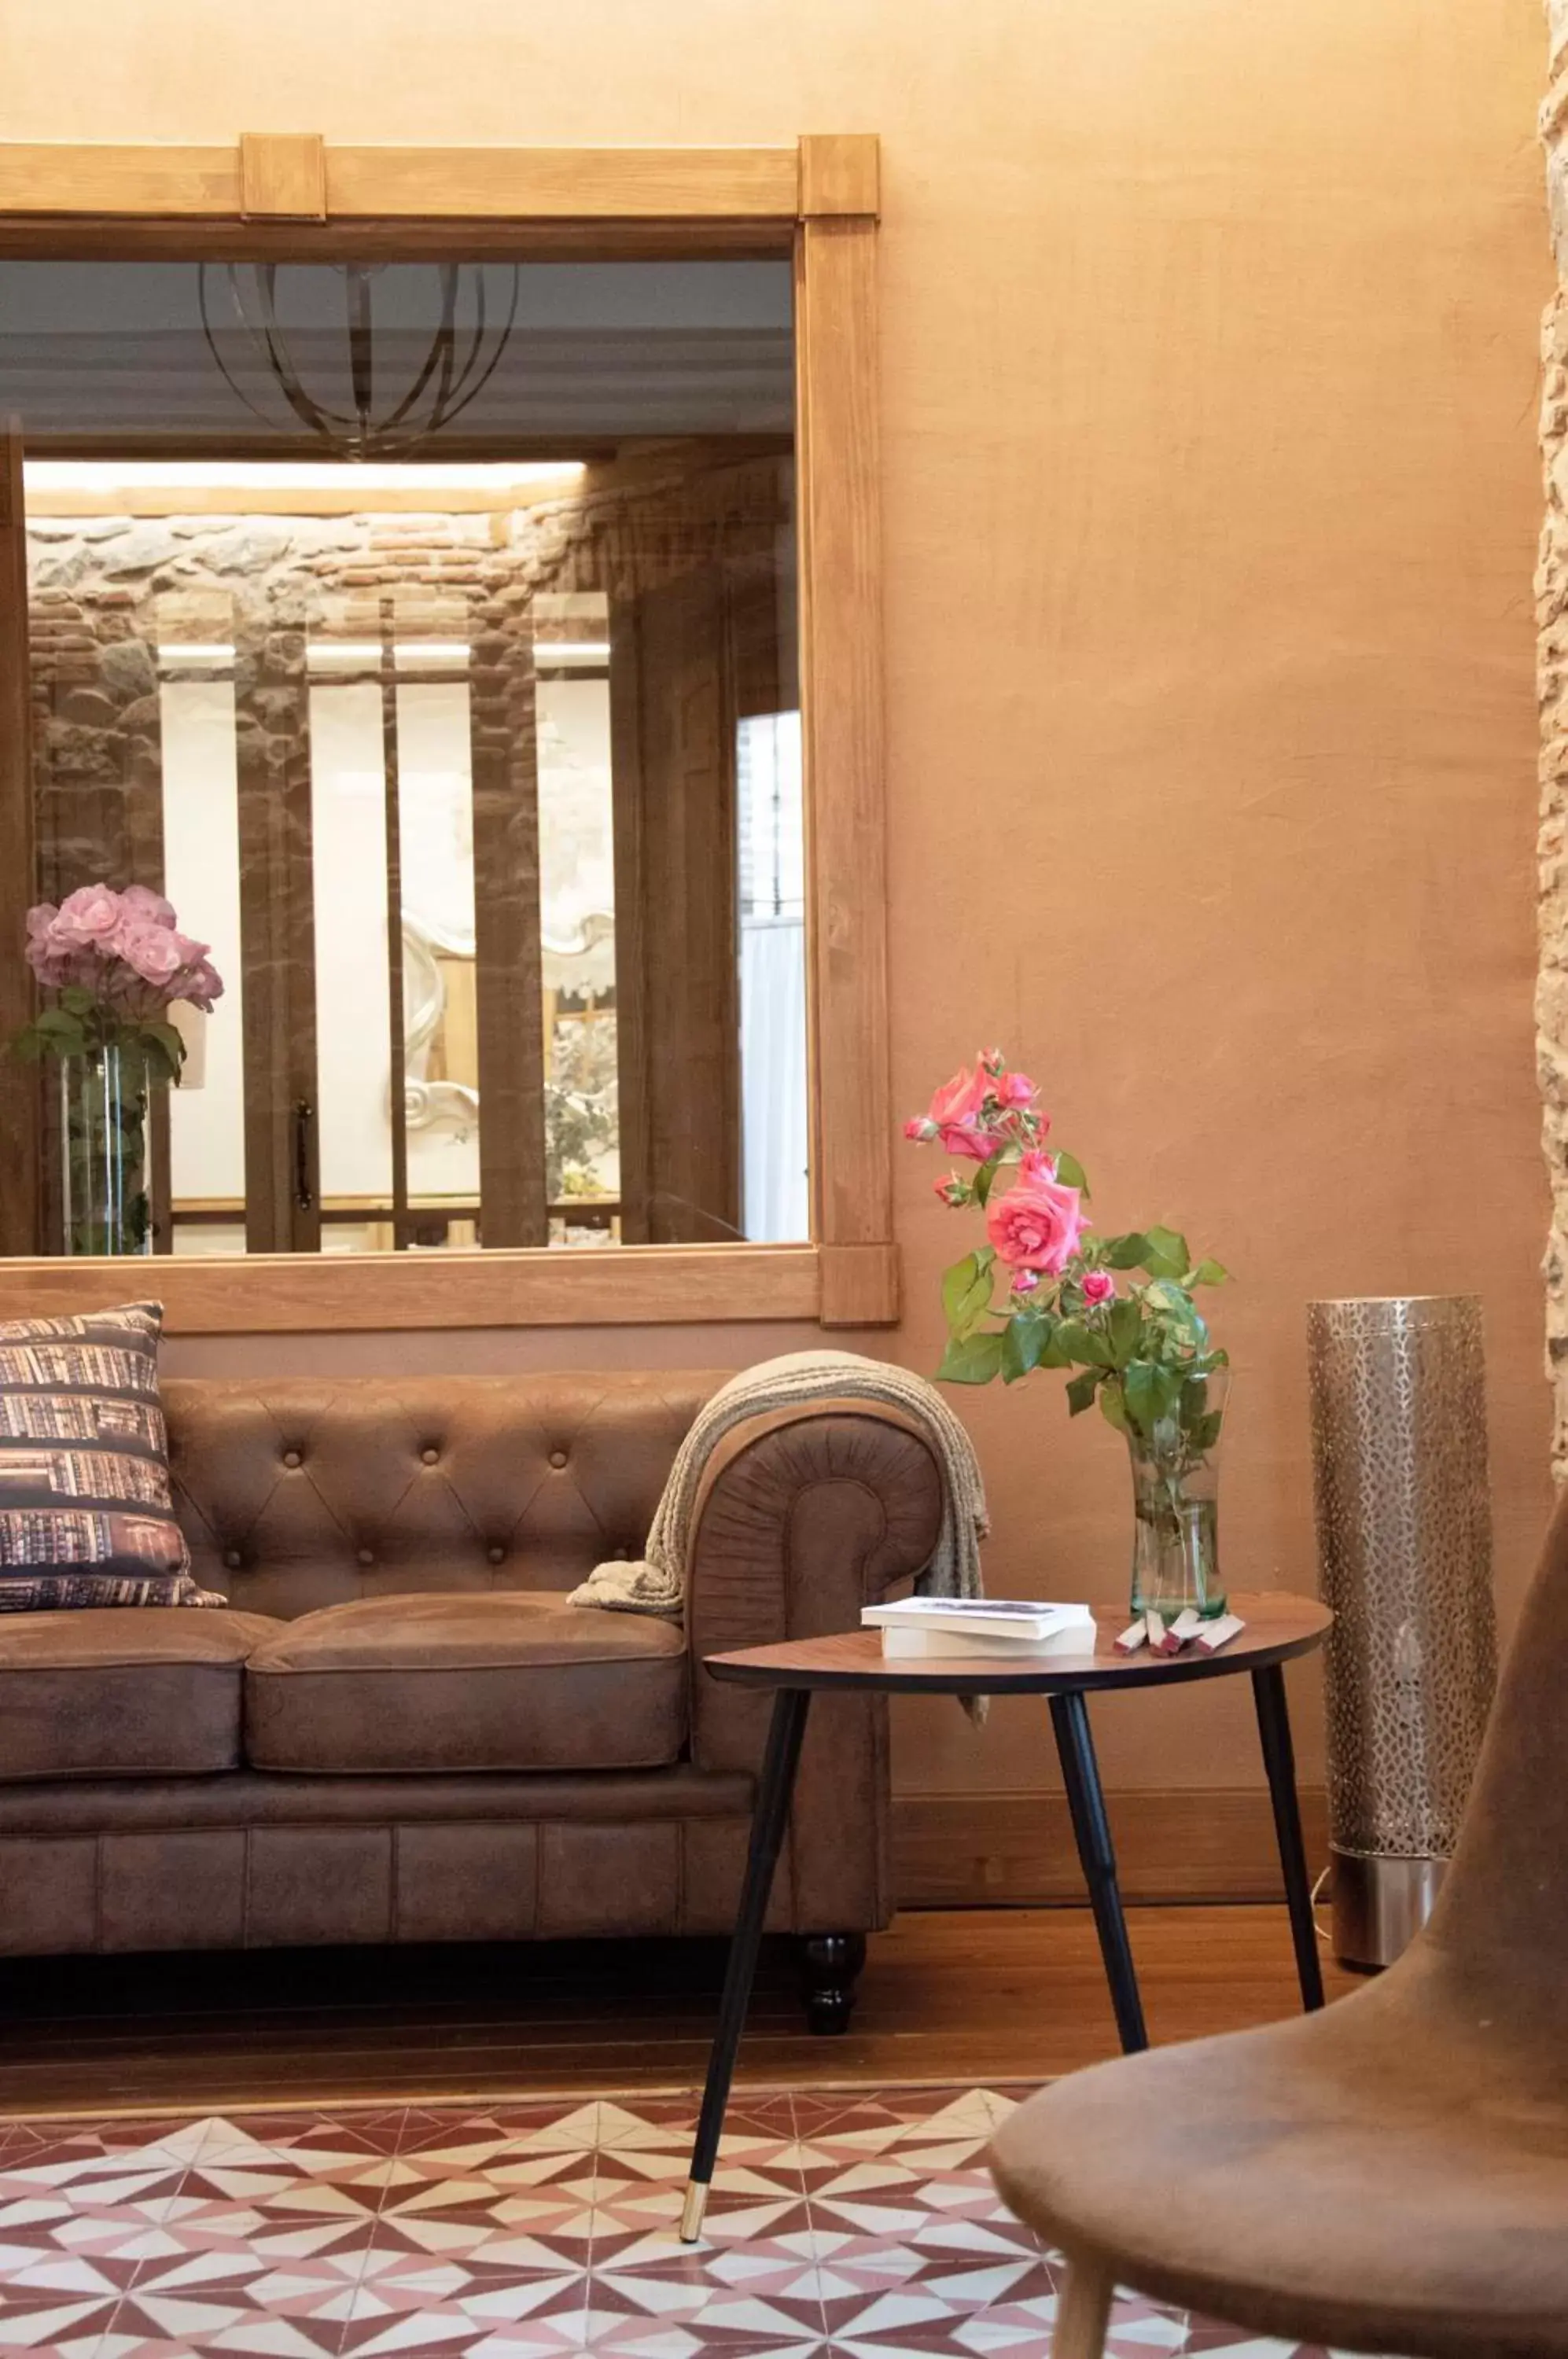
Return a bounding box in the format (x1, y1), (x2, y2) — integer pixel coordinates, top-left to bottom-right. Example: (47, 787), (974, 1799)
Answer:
(0, 0), (1552, 1809)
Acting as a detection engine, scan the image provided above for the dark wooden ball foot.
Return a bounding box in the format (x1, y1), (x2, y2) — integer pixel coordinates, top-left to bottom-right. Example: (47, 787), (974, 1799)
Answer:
(798, 1931), (867, 2034)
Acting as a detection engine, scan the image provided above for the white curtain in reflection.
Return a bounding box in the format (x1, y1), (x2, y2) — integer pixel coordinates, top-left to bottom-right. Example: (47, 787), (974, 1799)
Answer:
(737, 710), (809, 1242)
(741, 915), (809, 1242)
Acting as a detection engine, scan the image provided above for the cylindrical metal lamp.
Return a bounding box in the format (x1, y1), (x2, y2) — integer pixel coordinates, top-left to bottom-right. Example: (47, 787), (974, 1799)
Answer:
(1306, 1296), (1497, 1968)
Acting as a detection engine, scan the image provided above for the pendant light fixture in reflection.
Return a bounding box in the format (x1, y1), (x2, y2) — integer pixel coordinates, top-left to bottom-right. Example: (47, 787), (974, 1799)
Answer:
(197, 261), (521, 459)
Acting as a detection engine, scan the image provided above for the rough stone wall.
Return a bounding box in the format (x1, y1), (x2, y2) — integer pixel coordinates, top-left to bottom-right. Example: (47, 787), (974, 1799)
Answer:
(1541, 0), (1568, 1474)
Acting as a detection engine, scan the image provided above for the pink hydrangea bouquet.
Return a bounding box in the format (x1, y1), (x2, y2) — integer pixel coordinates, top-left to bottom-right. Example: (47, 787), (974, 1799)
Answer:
(12, 882), (223, 1085)
(907, 1051), (1232, 1615)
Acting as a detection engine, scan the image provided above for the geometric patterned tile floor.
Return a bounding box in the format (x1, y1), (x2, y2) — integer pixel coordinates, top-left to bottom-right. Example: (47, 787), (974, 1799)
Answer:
(0, 2086), (1397, 2359)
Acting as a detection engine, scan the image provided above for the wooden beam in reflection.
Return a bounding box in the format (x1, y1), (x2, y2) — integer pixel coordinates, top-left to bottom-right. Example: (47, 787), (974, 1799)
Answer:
(609, 561), (742, 1246)
(608, 594), (650, 1244)
(379, 600), (409, 1251)
(234, 595), (320, 1254)
(129, 686), (173, 1258)
(0, 421), (39, 1255)
(469, 596), (547, 1246)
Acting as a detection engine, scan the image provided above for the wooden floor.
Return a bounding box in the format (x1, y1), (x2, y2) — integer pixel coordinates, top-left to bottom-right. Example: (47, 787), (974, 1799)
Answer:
(0, 1904), (1362, 2117)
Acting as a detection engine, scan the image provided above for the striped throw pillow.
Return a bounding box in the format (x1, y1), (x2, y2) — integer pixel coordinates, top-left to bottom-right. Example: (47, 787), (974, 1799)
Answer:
(0, 1302), (217, 1610)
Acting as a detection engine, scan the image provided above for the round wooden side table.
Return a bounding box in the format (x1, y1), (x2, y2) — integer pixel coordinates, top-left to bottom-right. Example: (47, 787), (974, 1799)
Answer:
(679, 1591), (1333, 2239)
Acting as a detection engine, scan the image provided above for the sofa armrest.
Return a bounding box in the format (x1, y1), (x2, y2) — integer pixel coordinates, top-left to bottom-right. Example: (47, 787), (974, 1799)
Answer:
(684, 1399), (945, 1932)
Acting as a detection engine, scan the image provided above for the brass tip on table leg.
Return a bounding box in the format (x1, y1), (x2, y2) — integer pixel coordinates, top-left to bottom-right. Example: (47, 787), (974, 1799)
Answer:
(680, 2179), (709, 2242)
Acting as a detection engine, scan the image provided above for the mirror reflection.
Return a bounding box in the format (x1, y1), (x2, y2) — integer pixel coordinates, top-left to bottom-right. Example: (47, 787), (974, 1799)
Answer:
(0, 256), (807, 1257)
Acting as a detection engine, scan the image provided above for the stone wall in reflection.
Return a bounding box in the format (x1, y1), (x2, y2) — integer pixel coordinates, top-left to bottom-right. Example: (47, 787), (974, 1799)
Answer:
(24, 452), (790, 906)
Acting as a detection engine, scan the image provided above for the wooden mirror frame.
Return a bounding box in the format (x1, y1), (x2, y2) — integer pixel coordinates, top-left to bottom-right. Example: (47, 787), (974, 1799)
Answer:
(0, 132), (893, 1332)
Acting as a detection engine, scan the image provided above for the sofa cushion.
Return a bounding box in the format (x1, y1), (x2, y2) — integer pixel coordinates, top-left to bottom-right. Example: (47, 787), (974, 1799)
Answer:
(244, 1592), (688, 1775)
(0, 1607), (282, 1781)
(0, 1302), (219, 1610)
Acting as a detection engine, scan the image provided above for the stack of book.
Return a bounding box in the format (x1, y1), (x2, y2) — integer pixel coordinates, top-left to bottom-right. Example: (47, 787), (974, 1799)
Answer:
(861, 1595), (1098, 1659)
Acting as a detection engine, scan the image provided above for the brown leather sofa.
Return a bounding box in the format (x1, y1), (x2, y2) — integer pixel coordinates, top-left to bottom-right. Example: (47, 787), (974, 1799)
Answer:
(0, 1371), (943, 2030)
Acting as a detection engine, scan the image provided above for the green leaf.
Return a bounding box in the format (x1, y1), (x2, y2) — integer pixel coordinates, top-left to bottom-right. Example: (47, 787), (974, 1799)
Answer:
(1102, 1232), (1150, 1270)
(940, 1252), (994, 1338)
(1056, 1316), (1113, 1368)
(1141, 1224), (1190, 1279)
(1106, 1298), (1144, 1366)
(937, 1331), (1006, 1386)
(1098, 1378), (1130, 1433)
(31, 1010), (86, 1057)
(1143, 1279), (1207, 1347)
(1000, 1314), (1050, 1384)
(56, 985), (95, 1018)
(139, 1022), (186, 1087)
(1187, 1257), (1229, 1287)
(972, 1151), (1010, 1207)
(1180, 1371), (1227, 1455)
(1034, 1321), (1075, 1368)
(1124, 1358), (1182, 1433)
(1052, 1149), (1090, 1198)
(1065, 1367), (1100, 1417)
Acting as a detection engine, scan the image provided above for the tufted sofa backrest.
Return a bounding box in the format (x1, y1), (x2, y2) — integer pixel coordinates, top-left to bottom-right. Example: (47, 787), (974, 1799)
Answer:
(164, 1371), (728, 1621)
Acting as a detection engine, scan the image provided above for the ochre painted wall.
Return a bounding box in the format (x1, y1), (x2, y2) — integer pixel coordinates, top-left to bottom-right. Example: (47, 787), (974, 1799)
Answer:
(0, 0), (1552, 1812)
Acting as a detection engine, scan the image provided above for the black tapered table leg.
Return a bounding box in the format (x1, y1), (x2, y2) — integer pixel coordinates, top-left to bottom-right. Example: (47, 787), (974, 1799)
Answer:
(1252, 1662), (1326, 2011)
(682, 1685), (812, 2240)
(1049, 1689), (1148, 2054)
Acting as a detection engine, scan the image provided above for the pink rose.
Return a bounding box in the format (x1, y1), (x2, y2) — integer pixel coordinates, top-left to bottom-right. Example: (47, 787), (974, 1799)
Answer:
(995, 1069), (1038, 1109)
(986, 1167), (1088, 1275)
(181, 957), (225, 1011)
(904, 1115), (938, 1143)
(1080, 1270), (1115, 1306)
(27, 939), (75, 988)
(1011, 1268), (1042, 1296)
(922, 1062), (996, 1162)
(116, 915), (184, 986)
(934, 1172), (970, 1207)
(25, 902), (97, 990)
(24, 904), (64, 986)
(52, 883), (123, 951)
(119, 883), (177, 928)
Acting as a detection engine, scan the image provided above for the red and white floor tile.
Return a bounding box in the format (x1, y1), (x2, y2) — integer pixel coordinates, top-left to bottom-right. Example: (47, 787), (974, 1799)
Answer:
(0, 2087), (1394, 2359)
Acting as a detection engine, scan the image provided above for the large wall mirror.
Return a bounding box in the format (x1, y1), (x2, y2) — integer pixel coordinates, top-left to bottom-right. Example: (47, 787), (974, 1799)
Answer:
(2, 254), (805, 1258)
(0, 136), (891, 1330)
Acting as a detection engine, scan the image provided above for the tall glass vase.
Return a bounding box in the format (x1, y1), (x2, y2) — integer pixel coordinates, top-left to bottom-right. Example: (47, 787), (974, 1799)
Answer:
(59, 1046), (156, 1257)
(1127, 1367), (1230, 1621)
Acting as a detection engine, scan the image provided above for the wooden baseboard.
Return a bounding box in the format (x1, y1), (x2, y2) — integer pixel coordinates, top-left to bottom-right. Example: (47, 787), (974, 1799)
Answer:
(893, 1786), (1330, 1908)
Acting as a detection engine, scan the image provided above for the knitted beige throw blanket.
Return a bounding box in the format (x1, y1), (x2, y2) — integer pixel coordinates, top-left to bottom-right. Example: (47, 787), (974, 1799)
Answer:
(567, 1349), (988, 1621)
